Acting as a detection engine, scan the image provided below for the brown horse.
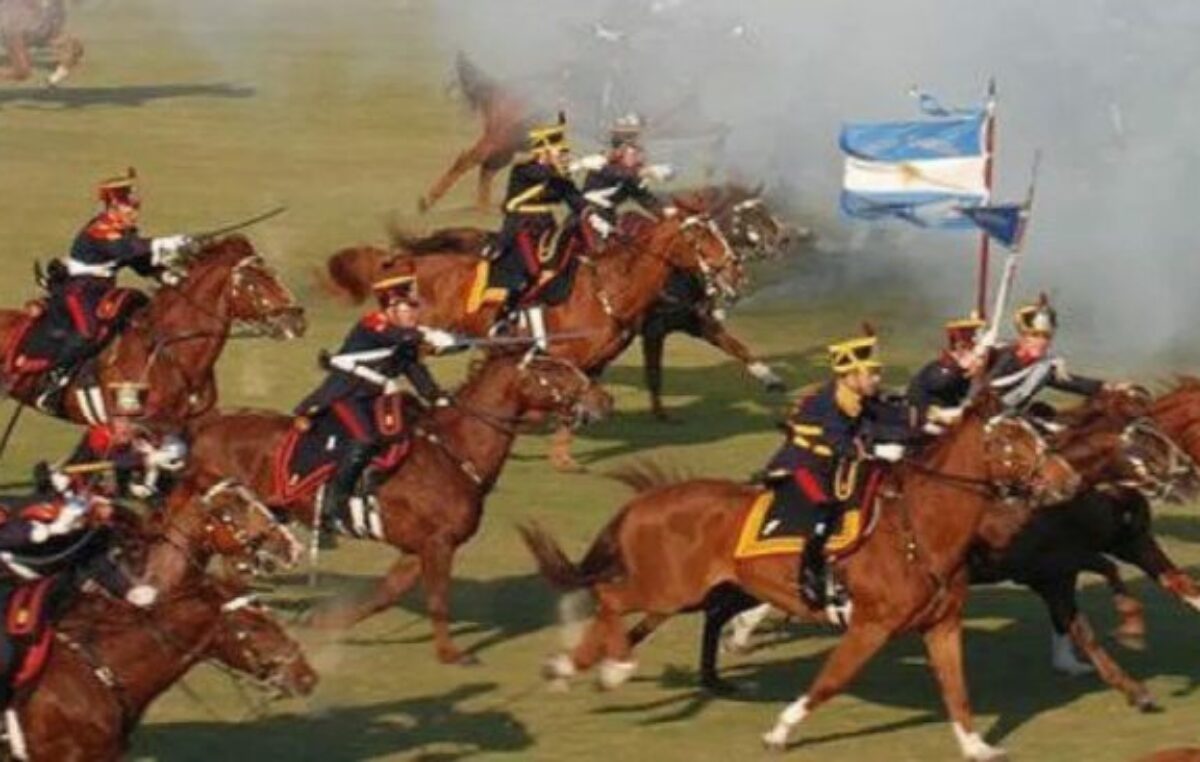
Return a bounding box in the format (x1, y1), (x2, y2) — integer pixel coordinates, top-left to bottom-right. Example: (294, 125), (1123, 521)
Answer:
(418, 52), (528, 213)
(521, 402), (1079, 761)
(138, 477), (303, 593)
(0, 0), (81, 86)
(184, 353), (612, 663)
(17, 577), (316, 761)
(0, 235), (305, 426)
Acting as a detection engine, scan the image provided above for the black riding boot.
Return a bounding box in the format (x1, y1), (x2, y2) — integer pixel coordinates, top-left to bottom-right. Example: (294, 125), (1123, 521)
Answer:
(319, 441), (377, 540)
(37, 335), (96, 411)
(799, 503), (838, 608)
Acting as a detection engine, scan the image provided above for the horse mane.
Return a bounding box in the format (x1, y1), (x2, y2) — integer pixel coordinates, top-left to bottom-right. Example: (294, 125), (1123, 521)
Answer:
(604, 458), (696, 494)
(188, 234), (256, 267)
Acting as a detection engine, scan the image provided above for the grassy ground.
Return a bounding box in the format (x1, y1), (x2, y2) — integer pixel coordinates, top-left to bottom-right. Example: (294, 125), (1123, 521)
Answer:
(2, 2), (1199, 760)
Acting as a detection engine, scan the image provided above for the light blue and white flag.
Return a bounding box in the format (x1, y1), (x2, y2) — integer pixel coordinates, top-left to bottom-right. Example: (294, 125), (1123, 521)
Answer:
(840, 102), (989, 229)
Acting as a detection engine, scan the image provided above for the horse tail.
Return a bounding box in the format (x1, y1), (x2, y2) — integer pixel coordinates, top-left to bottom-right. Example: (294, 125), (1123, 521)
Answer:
(454, 51), (494, 111)
(320, 247), (379, 305)
(387, 224), (483, 256)
(605, 458), (695, 495)
(517, 518), (625, 591)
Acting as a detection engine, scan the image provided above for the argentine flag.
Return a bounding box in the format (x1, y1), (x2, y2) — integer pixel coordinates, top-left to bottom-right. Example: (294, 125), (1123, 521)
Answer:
(840, 108), (989, 229)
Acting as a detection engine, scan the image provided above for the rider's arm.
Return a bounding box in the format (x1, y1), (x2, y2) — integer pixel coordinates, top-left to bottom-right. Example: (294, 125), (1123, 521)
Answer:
(1047, 360), (1104, 397)
(393, 342), (447, 404)
(626, 176), (665, 218)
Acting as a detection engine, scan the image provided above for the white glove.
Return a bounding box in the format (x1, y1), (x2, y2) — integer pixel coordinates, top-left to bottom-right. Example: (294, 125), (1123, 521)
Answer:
(419, 327), (461, 352)
(158, 268), (184, 287)
(569, 154), (607, 173)
(48, 468), (72, 495)
(588, 214), (614, 239)
(150, 235), (194, 265)
(44, 497), (88, 538)
(382, 378), (402, 396)
(641, 164), (675, 182)
(433, 395), (452, 408)
(126, 584), (159, 608)
(872, 443), (906, 463)
(662, 205), (679, 219)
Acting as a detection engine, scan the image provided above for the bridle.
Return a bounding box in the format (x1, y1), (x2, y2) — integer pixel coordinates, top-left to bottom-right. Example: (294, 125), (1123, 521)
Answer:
(902, 415), (1052, 502)
(1119, 418), (1200, 501)
(680, 214), (741, 303)
(207, 594), (307, 699)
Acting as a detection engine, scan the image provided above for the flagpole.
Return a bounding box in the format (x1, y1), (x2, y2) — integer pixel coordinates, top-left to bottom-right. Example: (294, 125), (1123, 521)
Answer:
(976, 78), (997, 318)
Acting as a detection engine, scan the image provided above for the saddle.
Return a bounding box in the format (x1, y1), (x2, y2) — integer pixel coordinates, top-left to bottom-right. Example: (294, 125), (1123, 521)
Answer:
(0, 578), (57, 706)
(734, 464), (886, 561)
(271, 395), (419, 505)
(4, 289), (143, 380)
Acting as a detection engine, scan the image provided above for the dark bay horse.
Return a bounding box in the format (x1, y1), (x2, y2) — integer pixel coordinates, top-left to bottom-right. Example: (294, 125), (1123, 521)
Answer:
(0, 0), (81, 85)
(17, 577), (316, 761)
(184, 353), (612, 663)
(0, 236), (305, 426)
(326, 215), (739, 470)
(521, 402), (1078, 760)
(418, 52), (528, 213)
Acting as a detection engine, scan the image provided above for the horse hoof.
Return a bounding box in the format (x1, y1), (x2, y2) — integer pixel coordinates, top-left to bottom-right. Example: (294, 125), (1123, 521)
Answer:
(542, 653), (577, 682)
(596, 658), (637, 690)
(1114, 632), (1147, 652)
(417, 196), (431, 214)
(1134, 694), (1162, 713)
(550, 457), (586, 474)
(760, 730), (788, 753)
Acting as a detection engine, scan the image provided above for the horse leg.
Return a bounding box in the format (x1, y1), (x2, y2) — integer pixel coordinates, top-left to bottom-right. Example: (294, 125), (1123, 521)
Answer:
(477, 160), (501, 211)
(415, 539), (475, 665)
(1031, 576), (1157, 711)
(549, 424), (583, 473)
(921, 613), (1007, 762)
(761, 620), (890, 751)
(306, 554), (422, 629)
(420, 144), (487, 213)
(1080, 553), (1146, 650)
(725, 602), (776, 655)
(700, 587), (760, 694)
(640, 317), (671, 422)
(698, 316), (784, 392)
(627, 612), (668, 647)
(46, 34), (82, 87)
(0, 34), (33, 82)
(1116, 534), (1200, 613)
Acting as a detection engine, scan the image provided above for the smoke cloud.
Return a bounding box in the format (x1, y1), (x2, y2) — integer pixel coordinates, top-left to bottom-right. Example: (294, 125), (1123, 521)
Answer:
(429, 0), (1200, 365)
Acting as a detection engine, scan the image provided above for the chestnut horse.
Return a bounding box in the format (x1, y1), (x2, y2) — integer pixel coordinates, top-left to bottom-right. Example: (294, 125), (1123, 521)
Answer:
(184, 353), (612, 663)
(0, 0), (81, 86)
(16, 577), (316, 761)
(521, 401), (1079, 761)
(328, 215), (738, 469)
(138, 477), (303, 593)
(418, 52), (528, 213)
(0, 235), (305, 426)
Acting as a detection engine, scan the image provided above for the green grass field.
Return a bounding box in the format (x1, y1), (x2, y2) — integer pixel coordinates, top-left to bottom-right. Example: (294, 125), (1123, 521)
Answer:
(2, 3), (1199, 760)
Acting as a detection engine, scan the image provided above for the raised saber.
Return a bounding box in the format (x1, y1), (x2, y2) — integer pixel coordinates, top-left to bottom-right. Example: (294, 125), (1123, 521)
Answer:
(191, 205), (289, 244)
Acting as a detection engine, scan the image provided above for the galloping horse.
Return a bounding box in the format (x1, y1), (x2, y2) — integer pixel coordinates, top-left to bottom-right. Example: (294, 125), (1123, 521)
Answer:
(0, 235), (305, 426)
(0, 0), (81, 86)
(184, 353), (612, 663)
(18, 578), (316, 761)
(418, 52), (528, 213)
(138, 477), (303, 593)
(328, 215), (738, 468)
(521, 399), (1079, 761)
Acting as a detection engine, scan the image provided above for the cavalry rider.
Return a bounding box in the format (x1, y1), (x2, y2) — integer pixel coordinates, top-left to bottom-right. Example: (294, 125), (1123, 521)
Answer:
(39, 169), (194, 409)
(576, 113), (673, 233)
(907, 313), (987, 435)
(764, 331), (916, 608)
(494, 114), (611, 350)
(985, 296), (1116, 423)
(295, 261), (453, 536)
(0, 488), (157, 731)
(37, 381), (187, 502)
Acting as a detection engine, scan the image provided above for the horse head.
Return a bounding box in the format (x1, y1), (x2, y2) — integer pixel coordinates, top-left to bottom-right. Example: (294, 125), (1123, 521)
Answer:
(659, 214), (745, 303)
(963, 392), (1080, 503)
(1113, 420), (1200, 503)
(194, 479), (302, 576)
(176, 235), (307, 340)
(209, 591), (317, 699)
(721, 184), (799, 259)
(512, 354), (612, 428)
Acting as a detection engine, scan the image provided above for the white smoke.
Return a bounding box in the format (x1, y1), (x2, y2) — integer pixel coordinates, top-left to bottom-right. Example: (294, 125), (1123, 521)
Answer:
(428, 0), (1200, 366)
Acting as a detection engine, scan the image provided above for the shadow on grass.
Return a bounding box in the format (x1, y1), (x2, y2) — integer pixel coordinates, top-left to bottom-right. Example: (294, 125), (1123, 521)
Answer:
(585, 577), (1200, 748)
(0, 82), (255, 110)
(134, 682), (532, 761)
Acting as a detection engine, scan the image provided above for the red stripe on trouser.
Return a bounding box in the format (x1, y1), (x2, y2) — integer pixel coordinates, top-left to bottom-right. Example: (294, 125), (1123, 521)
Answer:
(516, 230), (540, 277)
(65, 292), (96, 338)
(793, 467), (830, 503)
(332, 400), (371, 442)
